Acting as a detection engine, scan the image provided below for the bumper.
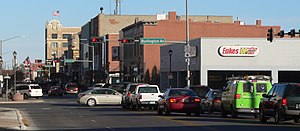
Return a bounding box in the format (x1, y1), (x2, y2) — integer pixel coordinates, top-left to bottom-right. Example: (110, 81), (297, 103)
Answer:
(66, 91), (78, 94)
(168, 103), (200, 112)
(285, 110), (300, 116)
(140, 101), (157, 105)
(236, 108), (259, 114)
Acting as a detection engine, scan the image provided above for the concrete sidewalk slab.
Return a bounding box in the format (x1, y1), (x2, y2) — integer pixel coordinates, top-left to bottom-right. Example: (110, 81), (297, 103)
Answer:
(0, 108), (26, 130)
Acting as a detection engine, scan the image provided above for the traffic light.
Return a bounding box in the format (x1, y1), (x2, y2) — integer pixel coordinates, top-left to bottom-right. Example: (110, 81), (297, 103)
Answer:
(35, 59), (42, 63)
(267, 28), (273, 42)
(277, 30), (285, 38)
(288, 29), (296, 37)
(90, 37), (104, 44)
(118, 38), (135, 43)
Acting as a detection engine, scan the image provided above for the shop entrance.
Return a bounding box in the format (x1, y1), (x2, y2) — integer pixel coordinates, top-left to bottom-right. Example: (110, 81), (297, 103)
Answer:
(207, 70), (271, 90)
(279, 71), (300, 83)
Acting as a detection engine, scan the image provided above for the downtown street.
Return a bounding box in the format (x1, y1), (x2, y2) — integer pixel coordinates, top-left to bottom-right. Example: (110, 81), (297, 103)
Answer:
(0, 95), (299, 131)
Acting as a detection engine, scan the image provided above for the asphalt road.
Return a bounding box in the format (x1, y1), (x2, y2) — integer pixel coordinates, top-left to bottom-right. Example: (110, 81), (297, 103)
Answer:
(1, 95), (300, 131)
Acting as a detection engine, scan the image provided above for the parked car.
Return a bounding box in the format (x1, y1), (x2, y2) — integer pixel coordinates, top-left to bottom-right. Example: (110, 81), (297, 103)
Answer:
(259, 83), (300, 124)
(107, 82), (132, 94)
(15, 84), (43, 99)
(48, 86), (64, 96)
(157, 88), (201, 116)
(77, 88), (122, 107)
(64, 83), (79, 94)
(130, 84), (162, 110)
(200, 89), (222, 113)
(185, 85), (211, 99)
(221, 75), (272, 118)
(121, 83), (147, 109)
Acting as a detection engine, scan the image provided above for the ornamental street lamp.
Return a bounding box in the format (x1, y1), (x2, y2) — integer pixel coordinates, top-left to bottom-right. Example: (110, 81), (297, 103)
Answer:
(13, 51), (17, 93)
(4, 74), (11, 101)
(168, 49), (173, 88)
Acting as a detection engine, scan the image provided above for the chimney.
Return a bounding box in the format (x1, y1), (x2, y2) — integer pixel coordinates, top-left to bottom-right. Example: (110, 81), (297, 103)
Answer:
(168, 11), (177, 21)
(256, 20), (262, 26)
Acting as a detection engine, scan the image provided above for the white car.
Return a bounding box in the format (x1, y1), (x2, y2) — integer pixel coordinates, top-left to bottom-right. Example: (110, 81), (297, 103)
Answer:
(15, 84), (43, 99)
(77, 88), (122, 107)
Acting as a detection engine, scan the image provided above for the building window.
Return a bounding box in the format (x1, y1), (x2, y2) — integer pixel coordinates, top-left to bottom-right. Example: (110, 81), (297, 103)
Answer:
(51, 42), (58, 48)
(63, 34), (71, 39)
(52, 34), (58, 39)
(62, 42), (69, 47)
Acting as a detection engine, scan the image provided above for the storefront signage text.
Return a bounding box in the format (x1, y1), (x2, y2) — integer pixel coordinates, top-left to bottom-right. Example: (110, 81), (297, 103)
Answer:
(218, 46), (260, 57)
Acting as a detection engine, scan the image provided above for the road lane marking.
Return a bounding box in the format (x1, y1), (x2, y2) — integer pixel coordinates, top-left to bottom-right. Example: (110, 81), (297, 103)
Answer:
(91, 120), (96, 123)
(105, 126), (114, 130)
(42, 108), (51, 110)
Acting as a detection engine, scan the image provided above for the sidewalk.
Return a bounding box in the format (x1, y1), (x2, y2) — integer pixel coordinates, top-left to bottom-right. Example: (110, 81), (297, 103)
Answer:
(0, 107), (26, 130)
(0, 97), (43, 130)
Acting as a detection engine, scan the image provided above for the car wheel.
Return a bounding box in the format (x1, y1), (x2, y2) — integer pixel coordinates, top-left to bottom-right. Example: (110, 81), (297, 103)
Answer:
(164, 105), (170, 116)
(87, 98), (96, 107)
(230, 106), (238, 118)
(259, 107), (267, 123)
(136, 103), (141, 111)
(157, 104), (163, 115)
(121, 101), (126, 109)
(293, 118), (299, 123)
(221, 105), (227, 118)
(23, 94), (29, 99)
(199, 105), (204, 114)
(194, 111), (200, 117)
(274, 108), (283, 124)
(130, 101), (136, 110)
(48, 94), (51, 97)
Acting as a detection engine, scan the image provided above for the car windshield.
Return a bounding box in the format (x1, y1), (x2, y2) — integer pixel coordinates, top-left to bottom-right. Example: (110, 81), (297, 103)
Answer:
(67, 85), (77, 89)
(169, 89), (197, 97)
(189, 86), (210, 98)
(285, 85), (300, 97)
(138, 87), (158, 93)
(31, 86), (41, 89)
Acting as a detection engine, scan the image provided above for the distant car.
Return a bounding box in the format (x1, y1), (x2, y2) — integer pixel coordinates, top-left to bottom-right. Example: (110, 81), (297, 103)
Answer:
(157, 88), (201, 116)
(15, 84), (43, 99)
(121, 83), (147, 109)
(200, 89), (222, 113)
(107, 82), (132, 94)
(259, 83), (300, 124)
(48, 86), (64, 96)
(185, 85), (211, 99)
(77, 88), (122, 107)
(64, 83), (79, 94)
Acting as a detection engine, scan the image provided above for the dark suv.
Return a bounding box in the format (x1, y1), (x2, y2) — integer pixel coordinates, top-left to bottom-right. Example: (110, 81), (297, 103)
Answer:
(259, 83), (300, 124)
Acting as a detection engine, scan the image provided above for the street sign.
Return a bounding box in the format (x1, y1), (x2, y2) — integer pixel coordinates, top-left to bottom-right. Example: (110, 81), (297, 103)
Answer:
(44, 65), (53, 67)
(65, 59), (74, 63)
(184, 45), (197, 57)
(140, 38), (165, 44)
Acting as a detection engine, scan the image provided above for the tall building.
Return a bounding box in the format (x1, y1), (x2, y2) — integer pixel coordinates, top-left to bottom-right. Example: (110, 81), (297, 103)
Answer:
(45, 19), (81, 74)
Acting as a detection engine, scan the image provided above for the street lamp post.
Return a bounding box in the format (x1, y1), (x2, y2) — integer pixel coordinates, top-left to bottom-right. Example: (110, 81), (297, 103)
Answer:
(4, 74), (10, 101)
(13, 51), (17, 93)
(80, 42), (95, 83)
(169, 49), (173, 88)
(0, 36), (24, 95)
(185, 0), (191, 86)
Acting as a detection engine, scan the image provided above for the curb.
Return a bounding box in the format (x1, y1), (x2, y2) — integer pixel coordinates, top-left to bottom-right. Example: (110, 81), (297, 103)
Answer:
(0, 100), (44, 104)
(15, 109), (26, 130)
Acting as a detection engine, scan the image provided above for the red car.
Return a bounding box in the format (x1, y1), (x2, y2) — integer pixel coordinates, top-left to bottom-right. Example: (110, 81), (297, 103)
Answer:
(157, 88), (201, 116)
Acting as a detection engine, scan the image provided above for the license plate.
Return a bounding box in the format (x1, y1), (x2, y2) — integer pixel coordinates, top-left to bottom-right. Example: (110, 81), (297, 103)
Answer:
(150, 101), (155, 104)
(70, 90), (73, 91)
(182, 99), (190, 103)
(296, 104), (300, 109)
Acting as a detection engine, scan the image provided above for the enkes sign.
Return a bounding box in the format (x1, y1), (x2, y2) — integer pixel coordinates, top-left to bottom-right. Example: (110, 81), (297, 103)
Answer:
(218, 46), (260, 57)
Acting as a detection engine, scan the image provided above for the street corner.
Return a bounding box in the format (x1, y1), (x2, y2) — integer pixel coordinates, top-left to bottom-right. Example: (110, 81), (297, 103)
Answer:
(0, 107), (27, 130)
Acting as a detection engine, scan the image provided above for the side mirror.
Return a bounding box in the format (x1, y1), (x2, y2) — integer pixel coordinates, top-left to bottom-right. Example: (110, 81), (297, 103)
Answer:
(158, 95), (164, 99)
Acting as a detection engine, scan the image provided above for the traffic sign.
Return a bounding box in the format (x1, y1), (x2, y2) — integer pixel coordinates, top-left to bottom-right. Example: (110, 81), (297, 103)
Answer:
(184, 45), (197, 58)
(65, 59), (74, 63)
(140, 38), (165, 44)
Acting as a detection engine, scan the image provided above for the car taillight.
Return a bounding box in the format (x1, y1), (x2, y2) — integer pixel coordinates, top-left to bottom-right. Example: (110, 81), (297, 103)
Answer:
(169, 98), (176, 103)
(66, 88), (68, 90)
(282, 98), (287, 106)
(213, 99), (221, 103)
(139, 95), (142, 99)
(235, 94), (241, 99)
(75, 87), (78, 91)
(194, 98), (201, 102)
(127, 93), (131, 97)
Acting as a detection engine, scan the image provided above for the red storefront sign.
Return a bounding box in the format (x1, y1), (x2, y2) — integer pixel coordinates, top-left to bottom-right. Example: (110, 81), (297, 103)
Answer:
(218, 46), (260, 57)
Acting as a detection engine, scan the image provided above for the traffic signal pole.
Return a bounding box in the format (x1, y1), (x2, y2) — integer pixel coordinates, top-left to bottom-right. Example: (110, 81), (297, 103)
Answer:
(186, 0), (191, 86)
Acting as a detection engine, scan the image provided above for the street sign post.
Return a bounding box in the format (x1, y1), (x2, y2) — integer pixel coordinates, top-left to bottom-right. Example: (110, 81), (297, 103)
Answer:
(140, 38), (165, 44)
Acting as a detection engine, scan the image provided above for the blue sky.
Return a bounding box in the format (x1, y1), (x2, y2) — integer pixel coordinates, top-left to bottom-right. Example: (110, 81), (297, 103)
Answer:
(0, 0), (299, 68)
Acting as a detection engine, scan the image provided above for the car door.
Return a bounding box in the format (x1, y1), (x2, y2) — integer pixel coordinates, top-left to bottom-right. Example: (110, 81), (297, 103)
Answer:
(255, 82), (270, 108)
(239, 82), (256, 109)
(105, 89), (122, 104)
(202, 91), (211, 110)
(264, 86), (277, 112)
(94, 89), (106, 104)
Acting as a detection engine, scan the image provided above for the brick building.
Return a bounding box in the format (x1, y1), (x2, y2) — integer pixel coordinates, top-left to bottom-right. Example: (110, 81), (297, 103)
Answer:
(120, 11), (280, 83)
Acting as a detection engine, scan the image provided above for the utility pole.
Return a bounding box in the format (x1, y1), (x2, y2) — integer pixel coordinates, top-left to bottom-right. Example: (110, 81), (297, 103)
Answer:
(186, 0), (191, 86)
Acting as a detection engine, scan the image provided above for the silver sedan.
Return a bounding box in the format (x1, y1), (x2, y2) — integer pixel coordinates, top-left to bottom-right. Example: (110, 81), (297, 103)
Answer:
(77, 88), (122, 107)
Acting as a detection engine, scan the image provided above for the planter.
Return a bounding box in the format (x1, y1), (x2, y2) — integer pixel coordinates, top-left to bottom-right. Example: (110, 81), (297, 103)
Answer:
(12, 92), (24, 101)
